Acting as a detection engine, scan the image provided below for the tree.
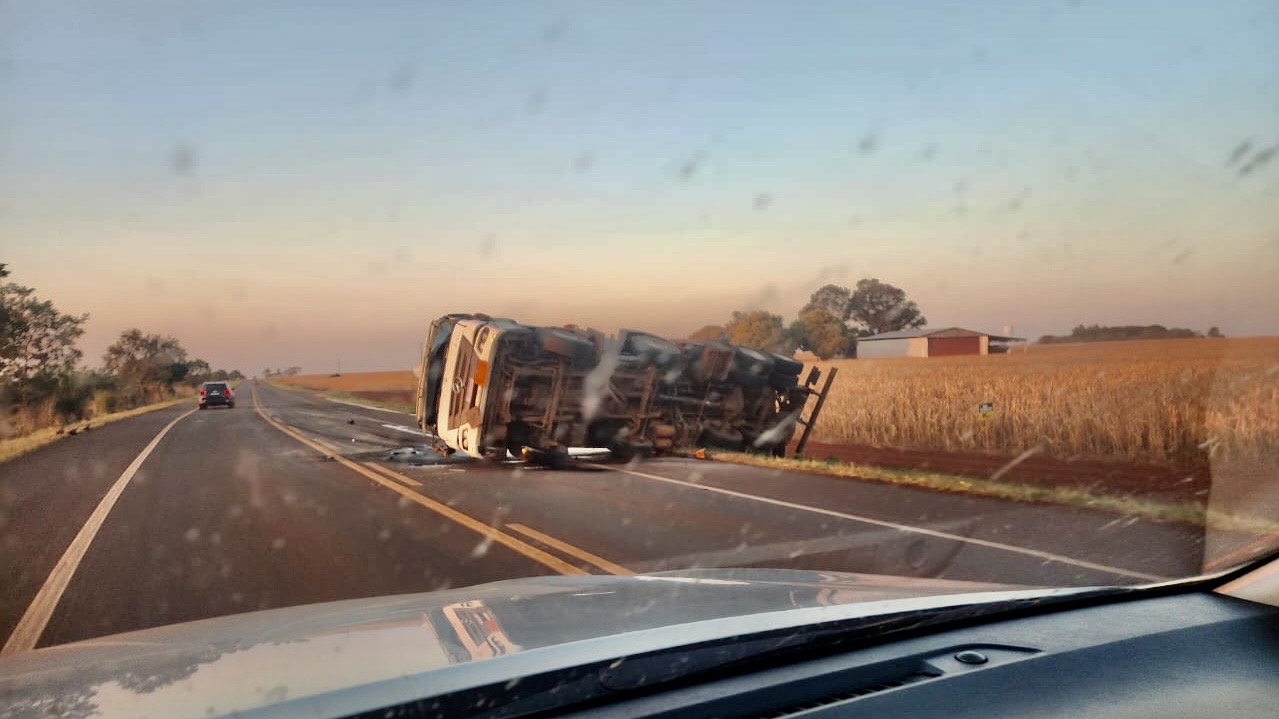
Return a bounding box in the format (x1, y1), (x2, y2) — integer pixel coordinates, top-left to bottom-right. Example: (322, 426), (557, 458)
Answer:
(846, 278), (927, 337)
(794, 308), (856, 359)
(800, 284), (853, 321)
(688, 325), (728, 342)
(284, 366), (302, 376)
(1, 275), (88, 402)
(1208, 326), (1224, 338)
(1039, 325), (1206, 343)
(103, 329), (189, 396)
(185, 359), (212, 383)
(229, 369), (245, 380)
(724, 311), (796, 354)
(0, 263), (9, 339)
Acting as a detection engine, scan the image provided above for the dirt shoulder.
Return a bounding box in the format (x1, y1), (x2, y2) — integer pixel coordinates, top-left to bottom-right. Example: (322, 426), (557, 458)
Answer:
(793, 440), (1210, 506)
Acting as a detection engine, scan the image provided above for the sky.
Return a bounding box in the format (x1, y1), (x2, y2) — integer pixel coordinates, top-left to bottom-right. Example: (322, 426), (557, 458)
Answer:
(2, 0), (1277, 373)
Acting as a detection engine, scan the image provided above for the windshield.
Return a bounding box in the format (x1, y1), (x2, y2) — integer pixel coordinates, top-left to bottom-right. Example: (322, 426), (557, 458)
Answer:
(1, 0), (1276, 672)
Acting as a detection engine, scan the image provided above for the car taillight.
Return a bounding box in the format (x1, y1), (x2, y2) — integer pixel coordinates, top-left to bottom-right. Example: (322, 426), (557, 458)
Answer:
(200, 390), (206, 396)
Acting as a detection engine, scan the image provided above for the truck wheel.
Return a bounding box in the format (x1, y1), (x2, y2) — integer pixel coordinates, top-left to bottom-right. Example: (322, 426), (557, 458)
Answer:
(728, 347), (773, 387)
(622, 331), (683, 369)
(504, 422), (533, 460)
(537, 328), (597, 368)
(609, 441), (652, 462)
(523, 447), (571, 469)
(768, 353), (804, 377)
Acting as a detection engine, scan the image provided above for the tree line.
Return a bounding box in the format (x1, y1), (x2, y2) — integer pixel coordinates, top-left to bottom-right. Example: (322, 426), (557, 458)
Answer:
(1038, 324), (1224, 344)
(262, 367), (302, 377)
(1, 263), (243, 435)
(689, 278), (928, 359)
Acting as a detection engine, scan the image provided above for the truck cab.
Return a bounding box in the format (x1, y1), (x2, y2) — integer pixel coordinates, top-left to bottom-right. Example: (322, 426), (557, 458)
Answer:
(431, 317), (526, 458)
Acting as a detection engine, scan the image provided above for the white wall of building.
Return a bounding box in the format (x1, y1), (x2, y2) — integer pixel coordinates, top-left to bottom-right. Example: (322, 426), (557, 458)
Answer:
(857, 337), (929, 358)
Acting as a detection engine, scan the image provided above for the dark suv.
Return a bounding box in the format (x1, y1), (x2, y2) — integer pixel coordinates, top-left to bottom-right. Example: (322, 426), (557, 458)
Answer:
(199, 381), (235, 409)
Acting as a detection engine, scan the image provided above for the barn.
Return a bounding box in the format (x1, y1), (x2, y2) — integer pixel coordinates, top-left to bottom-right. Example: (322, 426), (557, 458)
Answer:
(855, 327), (1024, 358)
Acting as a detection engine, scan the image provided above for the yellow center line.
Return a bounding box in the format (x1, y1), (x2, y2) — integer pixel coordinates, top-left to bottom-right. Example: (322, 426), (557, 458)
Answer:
(310, 436), (342, 455)
(506, 523), (634, 576)
(251, 385), (585, 576)
(361, 461), (423, 487)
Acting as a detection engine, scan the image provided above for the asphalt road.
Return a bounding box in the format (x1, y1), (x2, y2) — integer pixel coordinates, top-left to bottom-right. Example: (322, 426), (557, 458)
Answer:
(0, 381), (1204, 652)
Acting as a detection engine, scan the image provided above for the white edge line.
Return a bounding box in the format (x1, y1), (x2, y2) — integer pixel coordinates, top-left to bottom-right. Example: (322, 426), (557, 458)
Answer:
(380, 423), (429, 437)
(324, 396), (413, 415)
(593, 463), (1167, 583)
(2, 408), (197, 655)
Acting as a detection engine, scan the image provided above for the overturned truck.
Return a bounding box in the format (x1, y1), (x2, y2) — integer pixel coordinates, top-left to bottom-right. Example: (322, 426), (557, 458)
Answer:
(415, 314), (836, 462)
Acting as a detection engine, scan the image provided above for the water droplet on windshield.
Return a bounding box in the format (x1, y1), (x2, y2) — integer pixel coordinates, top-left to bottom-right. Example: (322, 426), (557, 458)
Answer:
(470, 536), (494, 558)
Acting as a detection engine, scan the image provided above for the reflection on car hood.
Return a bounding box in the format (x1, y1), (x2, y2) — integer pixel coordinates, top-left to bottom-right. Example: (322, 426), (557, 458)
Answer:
(0, 568), (1057, 719)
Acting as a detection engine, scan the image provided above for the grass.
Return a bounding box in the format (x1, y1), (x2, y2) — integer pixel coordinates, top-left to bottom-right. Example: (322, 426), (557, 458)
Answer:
(0, 393), (195, 465)
(707, 450), (1279, 534)
(273, 371), (416, 393)
(321, 390), (414, 413)
(265, 377), (415, 413)
(805, 338), (1279, 470)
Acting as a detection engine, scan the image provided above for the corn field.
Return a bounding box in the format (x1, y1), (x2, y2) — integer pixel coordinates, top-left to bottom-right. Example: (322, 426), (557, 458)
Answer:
(804, 338), (1279, 469)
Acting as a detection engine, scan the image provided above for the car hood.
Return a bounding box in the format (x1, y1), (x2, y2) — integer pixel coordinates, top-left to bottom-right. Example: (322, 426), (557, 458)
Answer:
(0, 568), (1068, 719)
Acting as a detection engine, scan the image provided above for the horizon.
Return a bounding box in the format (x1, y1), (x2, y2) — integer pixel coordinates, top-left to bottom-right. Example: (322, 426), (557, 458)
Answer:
(4, 1), (1277, 373)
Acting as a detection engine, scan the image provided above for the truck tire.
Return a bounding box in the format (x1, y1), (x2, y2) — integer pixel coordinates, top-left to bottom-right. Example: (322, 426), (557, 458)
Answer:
(504, 422), (534, 459)
(524, 447), (571, 469)
(622, 331), (683, 369)
(537, 328), (597, 368)
(728, 346), (773, 387)
(609, 441), (653, 462)
(769, 353), (804, 377)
